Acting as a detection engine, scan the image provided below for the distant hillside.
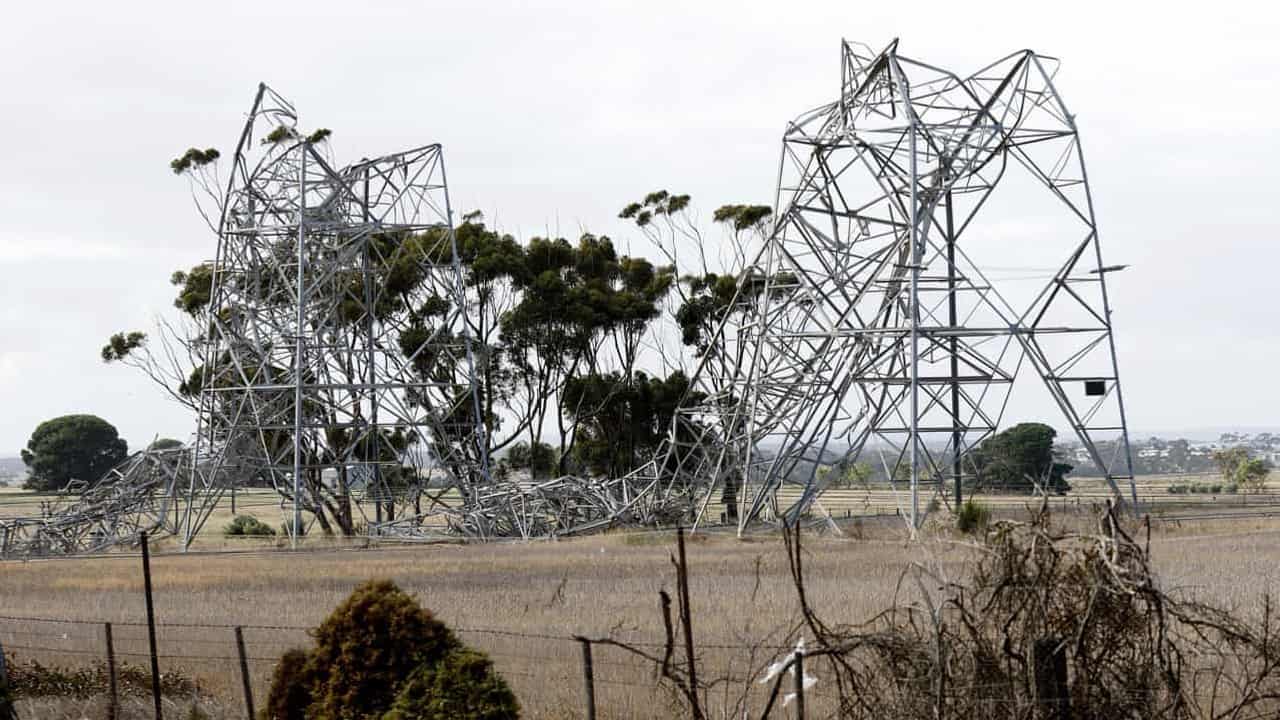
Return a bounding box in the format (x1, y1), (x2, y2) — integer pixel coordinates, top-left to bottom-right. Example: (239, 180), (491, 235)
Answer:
(0, 456), (26, 485)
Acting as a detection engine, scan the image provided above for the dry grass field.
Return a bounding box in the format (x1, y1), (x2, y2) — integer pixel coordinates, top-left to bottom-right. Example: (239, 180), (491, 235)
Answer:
(4, 503), (1280, 719)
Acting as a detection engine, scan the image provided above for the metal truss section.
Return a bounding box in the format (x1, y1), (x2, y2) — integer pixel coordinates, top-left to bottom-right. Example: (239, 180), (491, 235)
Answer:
(0, 41), (1140, 554)
(380, 469), (694, 540)
(177, 84), (491, 545)
(0, 446), (186, 557)
(663, 40), (1137, 532)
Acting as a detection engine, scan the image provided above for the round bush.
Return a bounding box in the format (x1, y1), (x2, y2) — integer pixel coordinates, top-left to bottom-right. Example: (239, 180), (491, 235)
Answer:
(224, 514), (277, 537)
(261, 648), (312, 720)
(956, 499), (991, 534)
(307, 579), (457, 719)
(383, 648), (519, 720)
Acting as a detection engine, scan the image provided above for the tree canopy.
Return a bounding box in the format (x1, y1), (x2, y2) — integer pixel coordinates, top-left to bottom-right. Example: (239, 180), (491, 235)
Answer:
(970, 422), (1071, 493)
(21, 414), (129, 492)
(106, 155), (776, 527)
(1213, 447), (1271, 493)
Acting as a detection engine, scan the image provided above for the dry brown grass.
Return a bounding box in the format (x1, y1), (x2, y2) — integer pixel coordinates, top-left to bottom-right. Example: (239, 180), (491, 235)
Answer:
(3, 506), (1280, 719)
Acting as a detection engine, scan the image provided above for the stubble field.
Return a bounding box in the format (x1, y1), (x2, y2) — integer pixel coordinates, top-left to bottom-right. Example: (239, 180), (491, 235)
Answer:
(3, 505), (1280, 719)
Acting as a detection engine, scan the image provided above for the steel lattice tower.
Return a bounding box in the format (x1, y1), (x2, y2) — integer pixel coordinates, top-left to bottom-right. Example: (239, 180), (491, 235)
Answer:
(178, 85), (489, 545)
(0, 45), (1140, 556)
(664, 40), (1137, 531)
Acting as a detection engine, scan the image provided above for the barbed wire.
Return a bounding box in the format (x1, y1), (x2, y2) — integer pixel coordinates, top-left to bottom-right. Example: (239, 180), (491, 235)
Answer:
(0, 611), (807, 653)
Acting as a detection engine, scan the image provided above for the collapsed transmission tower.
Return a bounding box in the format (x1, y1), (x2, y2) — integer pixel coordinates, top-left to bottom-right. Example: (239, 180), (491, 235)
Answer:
(176, 84), (490, 546)
(0, 42), (1140, 556)
(661, 39), (1137, 532)
(0, 445), (186, 557)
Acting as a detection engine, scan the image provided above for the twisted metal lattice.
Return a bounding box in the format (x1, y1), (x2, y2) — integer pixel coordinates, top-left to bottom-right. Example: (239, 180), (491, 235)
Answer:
(0, 40), (1138, 555)
(659, 40), (1136, 532)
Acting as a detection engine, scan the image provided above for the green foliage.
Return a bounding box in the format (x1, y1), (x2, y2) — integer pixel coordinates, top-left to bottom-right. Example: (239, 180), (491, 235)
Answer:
(383, 648), (519, 720)
(148, 438), (184, 451)
(674, 273), (738, 355)
(223, 514), (277, 537)
(307, 128), (333, 144)
(956, 499), (991, 534)
(21, 415), (128, 491)
(1168, 482), (1231, 495)
(822, 462), (873, 489)
(101, 330), (147, 362)
(306, 580), (457, 719)
(1238, 459), (1269, 492)
(711, 203), (772, 232)
(260, 581), (517, 720)
(169, 147), (220, 174)
(618, 189), (690, 227)
(263, 125), (296, 145)
(1213, 447), (1271, 493)
(261, 648), (311, 720)
(674, 269), (796, 357)
(563, 370), (701, 478)
(970, 423), (1071, 493)
(170, 263), (215, 315)
(501, 442), (558, 480)
(5, 657), (198, 699)
(280, 521), (307, 537)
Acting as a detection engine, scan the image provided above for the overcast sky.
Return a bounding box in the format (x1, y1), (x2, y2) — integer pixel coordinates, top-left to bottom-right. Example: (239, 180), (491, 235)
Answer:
(0, 0), (1276, 454)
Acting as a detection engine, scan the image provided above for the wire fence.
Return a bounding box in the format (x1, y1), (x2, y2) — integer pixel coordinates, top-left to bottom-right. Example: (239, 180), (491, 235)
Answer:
(5, 508), (1277, 720)
(0, 609), (806, 720)
(0, 611), (1179, 719)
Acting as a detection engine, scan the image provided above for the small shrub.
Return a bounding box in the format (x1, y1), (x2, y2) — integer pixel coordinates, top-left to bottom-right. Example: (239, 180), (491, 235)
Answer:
(0, 673), (15, 720)
(278, 521), (307, 538)
(224, 514), (276, 537)
(1210, 484), (1223, 494)
(383, 648), (520, 720)
(261, 648), (312, 720)
(956, 499), (991, 534)
(1168, 484), (1186, 494)
(1225, 483), (1239, 494)
(307, 580), (457, 719)
(261, 581), (519, 720)
(7, 657), (197, 698)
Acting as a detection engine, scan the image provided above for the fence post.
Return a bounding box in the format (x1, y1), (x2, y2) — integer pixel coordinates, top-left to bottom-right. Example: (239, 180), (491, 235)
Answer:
(234, 627), (255, 720)
(574, 636), (596, 720)
(0, 636), (13, 720)
(105, 622), (120, 720)
(675, 526), (702, 718)
(1032, 637), (1069, 720)
(140, 531), (164, 720)
(792, 651), (805, 719)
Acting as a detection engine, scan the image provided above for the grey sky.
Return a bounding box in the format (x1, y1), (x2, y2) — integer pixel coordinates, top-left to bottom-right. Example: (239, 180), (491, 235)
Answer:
(1, 0), (1276, 454)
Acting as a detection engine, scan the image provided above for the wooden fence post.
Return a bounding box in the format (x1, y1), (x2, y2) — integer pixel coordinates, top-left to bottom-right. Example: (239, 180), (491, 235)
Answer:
(574, 636), (596, 720)
(140, 531), (163, 720)
(675, 526), (703, 719)
(105, 622), (120, 720)
(234, 627), (255, 720)
(1032, 637), (1070, 720)
(792, 651), (805, 720)
(0, 636), (13, 720)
